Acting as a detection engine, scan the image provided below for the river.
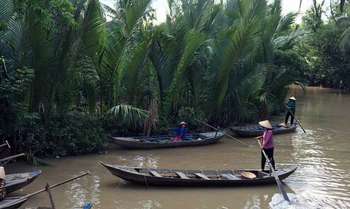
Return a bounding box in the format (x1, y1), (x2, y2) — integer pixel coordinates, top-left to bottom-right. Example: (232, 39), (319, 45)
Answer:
(8, 87), (350, 209)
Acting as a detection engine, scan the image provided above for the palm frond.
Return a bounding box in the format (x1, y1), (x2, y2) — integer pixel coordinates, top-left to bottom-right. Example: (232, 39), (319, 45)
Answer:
(0, 0), (14, 23)
(81, 0), (107, 62)
(108, 104), (149, 128)
(116, 38), (152, 103)
(118, 0), (152, 35)
(167, 29), (206, 106)
(215, 0), (265, 108)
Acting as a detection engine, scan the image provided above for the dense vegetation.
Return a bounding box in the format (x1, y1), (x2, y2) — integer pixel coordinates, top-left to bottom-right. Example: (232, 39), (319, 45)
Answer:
(1, 0), (347, 157)
(300, 0), (350, 89)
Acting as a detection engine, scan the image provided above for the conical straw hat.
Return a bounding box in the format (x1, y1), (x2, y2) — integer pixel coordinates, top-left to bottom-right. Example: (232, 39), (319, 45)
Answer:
(0, 167), (5, 179)
(259, 120), (272, 129)
(289, 96), (296, 101)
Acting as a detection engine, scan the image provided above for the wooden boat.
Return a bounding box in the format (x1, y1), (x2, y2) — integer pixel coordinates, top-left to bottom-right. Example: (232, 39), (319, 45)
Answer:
(0, 197), (27, 209)
(230, 124), (297, 138)
(5, 170), (42, 193)
(0, 198), (90, 209)
(100, 162), (297, 187)
(0, 172), (89, 209)
(37, 203), (93, 209)
(110, 132), (224, 149)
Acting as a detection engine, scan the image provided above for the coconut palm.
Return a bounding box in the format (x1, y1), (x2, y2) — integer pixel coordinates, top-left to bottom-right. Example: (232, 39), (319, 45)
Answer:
(1, 0), (306, 129)
(99, 0), (153, 108)
(148, 0), (221, 122)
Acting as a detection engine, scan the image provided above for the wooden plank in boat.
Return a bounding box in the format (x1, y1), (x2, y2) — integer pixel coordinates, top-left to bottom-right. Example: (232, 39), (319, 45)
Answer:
(194, 173), (210, 180)
(149, 170), (163, 177)
(221, 173), (240, 180)
(176, 172), (190, 179)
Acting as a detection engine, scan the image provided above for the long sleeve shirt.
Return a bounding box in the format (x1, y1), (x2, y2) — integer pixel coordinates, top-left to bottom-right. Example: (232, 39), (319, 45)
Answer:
(262, 130), (274, 149)
(287, 100), (296, 111)
(176, 127), (188, 139)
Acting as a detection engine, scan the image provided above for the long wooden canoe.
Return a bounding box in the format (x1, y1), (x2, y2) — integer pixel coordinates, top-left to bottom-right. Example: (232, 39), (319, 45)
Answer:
(110, 132), (224, 149)
(5, 170), (42, 193)
(230, 124), (297, 138)
(100, 162), (297, 187)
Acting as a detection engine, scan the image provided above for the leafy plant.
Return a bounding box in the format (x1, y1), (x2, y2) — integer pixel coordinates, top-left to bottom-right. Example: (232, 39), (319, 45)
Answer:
(108, 104), (149, 129)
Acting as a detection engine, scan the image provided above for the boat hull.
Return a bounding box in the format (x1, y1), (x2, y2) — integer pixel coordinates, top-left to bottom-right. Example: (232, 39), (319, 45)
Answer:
(100, 162), (297, 187)
(111, 132), (224, 149)
(0, 197), (27, 209)
(230, 124), (297, 138)
(4, 170), (42, 193)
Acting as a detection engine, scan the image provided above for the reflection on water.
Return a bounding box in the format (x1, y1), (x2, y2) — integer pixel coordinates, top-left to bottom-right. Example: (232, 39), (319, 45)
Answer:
(65, 174), (101, 209)
(8, 87), (350, 209)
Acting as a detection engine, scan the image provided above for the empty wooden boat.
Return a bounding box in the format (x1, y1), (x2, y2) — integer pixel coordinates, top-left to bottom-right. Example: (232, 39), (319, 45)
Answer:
(100, 162), (297, 187)
(5, 170), (42, 193)
(230, 124), (297, 138)
(110, 132), (224, 149)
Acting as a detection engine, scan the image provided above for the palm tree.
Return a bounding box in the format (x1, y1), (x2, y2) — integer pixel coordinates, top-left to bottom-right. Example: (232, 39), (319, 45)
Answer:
(210, 0), (304, 122)
(148, 0), (221, 121)
(99, 0), (153, 108)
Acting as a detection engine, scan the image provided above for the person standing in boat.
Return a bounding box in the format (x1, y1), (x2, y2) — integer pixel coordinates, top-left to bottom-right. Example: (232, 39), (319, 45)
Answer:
(284, 96), (296, 126)
(0, 167), (6, 200)
(174, 121), (188, 142)
(257, 120), (275, 172)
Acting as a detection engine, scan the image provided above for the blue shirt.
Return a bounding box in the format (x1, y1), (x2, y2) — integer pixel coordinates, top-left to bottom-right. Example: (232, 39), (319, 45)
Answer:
(176, 127), (188, 139)
(287, 100), (296, 111)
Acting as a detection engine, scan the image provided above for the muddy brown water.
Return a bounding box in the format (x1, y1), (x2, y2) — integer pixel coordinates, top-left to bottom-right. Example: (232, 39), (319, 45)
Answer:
(7, 87), (350, 209)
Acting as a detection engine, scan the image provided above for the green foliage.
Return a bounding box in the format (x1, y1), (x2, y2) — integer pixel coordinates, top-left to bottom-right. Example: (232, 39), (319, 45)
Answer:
(0, 67), (34, 136)
(0, 0), (310, 157)
(299, 1), (350, 90)
(16, 112), (106, 157)
(108, 104), (149, 130)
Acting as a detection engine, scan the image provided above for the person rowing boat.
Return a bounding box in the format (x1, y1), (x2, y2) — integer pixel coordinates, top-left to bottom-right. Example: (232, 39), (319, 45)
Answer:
(284, 96), (296, 127)
(173, 121), (188, 142)
(257, 120), (275, 172)
(0, 167), (5, 201)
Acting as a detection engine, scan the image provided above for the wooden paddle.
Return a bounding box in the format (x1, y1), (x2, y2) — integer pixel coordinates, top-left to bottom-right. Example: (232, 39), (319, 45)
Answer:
(285, 106), (306, 133)
(195, 119), (250, 146)
(24, 172), (90, 199)
(0, 153), (25, 165)
(45, 183), (56, 209)
(258, 140), (290, 203)
(0, 140), (10, 149)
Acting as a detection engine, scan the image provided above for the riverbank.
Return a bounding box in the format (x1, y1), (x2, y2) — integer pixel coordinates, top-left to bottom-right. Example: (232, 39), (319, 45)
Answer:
(5, 85), (334, 160)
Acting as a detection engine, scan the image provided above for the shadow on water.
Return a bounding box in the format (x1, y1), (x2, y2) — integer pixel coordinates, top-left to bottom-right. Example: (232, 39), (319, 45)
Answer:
(106, 180), (296, 191)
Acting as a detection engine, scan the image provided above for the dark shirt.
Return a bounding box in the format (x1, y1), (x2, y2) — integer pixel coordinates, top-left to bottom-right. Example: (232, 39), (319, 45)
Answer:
(287, 100), (296, 111)
(176, 127), (188, 139)
(0, 180), (6, 201)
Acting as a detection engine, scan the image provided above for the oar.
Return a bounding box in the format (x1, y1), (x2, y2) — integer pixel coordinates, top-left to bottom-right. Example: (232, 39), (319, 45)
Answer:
(195, 119), (250, 146)
(45, 183), (57, 209)
(24, 172), (90, 199)
(0, 140), (10, 149)
(258, 140), (290, 202)
(0, 153), (25, 165)
(285, 106), (306, 133)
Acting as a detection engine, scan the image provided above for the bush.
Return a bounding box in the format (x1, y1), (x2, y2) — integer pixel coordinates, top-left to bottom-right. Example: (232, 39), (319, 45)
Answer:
(16, 111), (106, 158)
